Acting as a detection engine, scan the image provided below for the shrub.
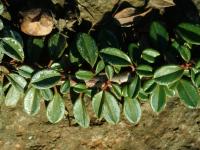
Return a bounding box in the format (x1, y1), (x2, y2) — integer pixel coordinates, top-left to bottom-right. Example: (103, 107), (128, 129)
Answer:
(1, 0), (200, 128)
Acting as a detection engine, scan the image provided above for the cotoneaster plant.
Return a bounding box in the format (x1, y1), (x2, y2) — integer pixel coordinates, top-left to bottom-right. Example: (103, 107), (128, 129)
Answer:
(1, 2), (200, 128)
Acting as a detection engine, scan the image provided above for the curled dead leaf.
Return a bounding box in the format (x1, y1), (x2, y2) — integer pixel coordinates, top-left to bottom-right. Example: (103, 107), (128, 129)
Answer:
(148, 0), (175, 9)
(20, 9), (54, 36)
(114, 7), (152, 27)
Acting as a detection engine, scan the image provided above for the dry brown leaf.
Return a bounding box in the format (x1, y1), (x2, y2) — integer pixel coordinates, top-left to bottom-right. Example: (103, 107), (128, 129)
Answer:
(20, 9), (54, 36)
(149, 0), (175, 9)
(113, 7), (152, 27)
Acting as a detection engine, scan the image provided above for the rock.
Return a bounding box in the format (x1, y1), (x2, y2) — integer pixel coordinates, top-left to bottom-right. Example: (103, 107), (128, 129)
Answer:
(78, 0), (145, 24)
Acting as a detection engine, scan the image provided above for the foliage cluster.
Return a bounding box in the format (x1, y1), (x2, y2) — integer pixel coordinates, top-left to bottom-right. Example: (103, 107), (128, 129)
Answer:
(1, 1), (200, 128)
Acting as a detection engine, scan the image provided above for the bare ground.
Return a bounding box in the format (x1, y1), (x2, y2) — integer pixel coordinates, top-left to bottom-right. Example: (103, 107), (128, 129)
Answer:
(0, 98), (200, 150)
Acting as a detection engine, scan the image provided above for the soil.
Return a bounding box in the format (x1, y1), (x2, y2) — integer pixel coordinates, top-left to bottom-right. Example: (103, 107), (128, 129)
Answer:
(0, 98), (200, 150)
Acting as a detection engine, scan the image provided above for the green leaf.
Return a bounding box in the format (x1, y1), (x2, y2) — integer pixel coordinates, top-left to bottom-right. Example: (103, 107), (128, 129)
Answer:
(24, 87), (41, 116)
(0, 3), (4, 15)
(75, 70), (94, 80)
(5, 86), (21, 107)
(60, 80), (70, 94)
(150, 85), (166, 113)
(47, 92), (65, 123)
(105, 65), (114, 80)
(143, 79), (157, 93)
(6, 73), (27, 92)
(154, 65), (184, 85)
(142, 48), (160, 63)
(150, 21), (169, 50)
(92, 91), (104, 118)
(0, 19), (4, 31)
(1, 37), (24, 61)
(31, 69), (61, 89)
(73, 83), (87, 93)
(40, 88), (53, 101)
(176, 79), (200, 108)
(0, 47), (4, 63)
(73, 97), (90, 128)
(95, 60), (105, 74)
(103, 91), (120, 124)
(127, 75), (141, 98)
(164, 86), (176, 97)
(136, 65), (153, 77)
(48, 32), (67, 60)
(18, 65), (34, 79)
(128, 43), (141, 64)
(138, 89), (149, 101)
(172, 41), (191, 62)
(100, 48), (132, 66)
(176, 23), (200, 45)
(76, 33), (98, 67)
(124, 98), (141, 124)
(110, 83), (122, 99)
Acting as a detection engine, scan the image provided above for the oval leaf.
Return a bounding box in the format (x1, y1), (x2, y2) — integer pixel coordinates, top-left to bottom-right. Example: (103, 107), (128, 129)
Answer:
(127, 75), (141, 98)
(24, 87), (41, 116)
(47, 92), (65, 123)
(48, 32), (67, 60)
(1, 37), (24, 61)
(103, 91), (120, 124)
(100, 48), (132, 66)
(40, 88), (53, 101)
(142, 48), (160, 63)
(76, 33), (98, 67)
(177, 79), (200, 108)
(75, 70), (94, 80)
(5, 86), (21, 107)
(176, 23), (200, 45)
(92, 91), (104, 118)
(154, 65), (184, 85)
(31, 69), (61, 89)
(6, 73), (27, 92)
(73, 97), (90, 128)
(150, 85), (166, 113)
(124, 98), (141, 124)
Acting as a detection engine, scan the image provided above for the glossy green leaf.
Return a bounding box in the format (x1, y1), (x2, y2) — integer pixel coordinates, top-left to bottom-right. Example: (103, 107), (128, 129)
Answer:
(18, 65), (34, 78)
(60, 80), (70, 94)
(95, 60), (105, 74)
(76, 33), (98, 67)
(150, 85), (166, 113)
(143, 79), (157, 93)
(100, 48), (132, 66)
(127, 75), (141, 98)
(75, 70), (94, 80)
(138, 89), (149, 102)
(164, 86), (176, 97)
(0, 19), (3, 31)
(0, 3), (4, 15)
(124, 98), (141, 124)
(6, 73), (27, 92)
(154, 65), (184, 85)
(136, 65), (153, 77)
(128, 43), (141, 64)
(47, 92), (65, 123)
(1, 37), (24, 61)
(40, 88), (53, 101)
(48, 32), (67, 60)
(24, 87), (41, 116)
(0, 47), (4, 63)
(110, 83), (122, 99)
(103, 91), (120, 124)
(142, 48), (160, 63)
(73, 83), (87, 93)
(31, 69), (61, 89)
(176, 23), (200, 45)
(73, 97), (90, 128)
(177, 79), (200, 108)
(5, 86), (21, 107)
(172, 41), (191, 62)
(150, 21), (169, 50)
(92, 91), (104, 118)
(105, 65), (114, 80)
